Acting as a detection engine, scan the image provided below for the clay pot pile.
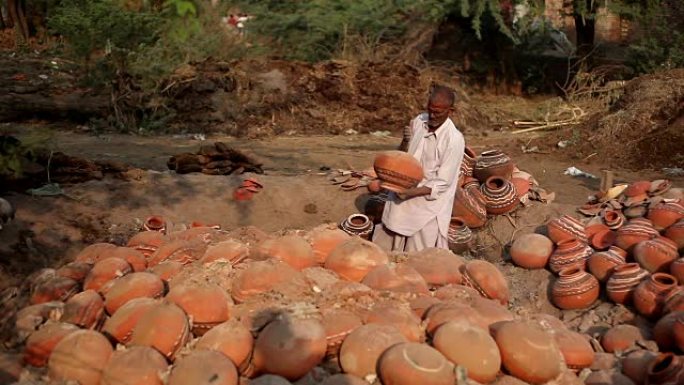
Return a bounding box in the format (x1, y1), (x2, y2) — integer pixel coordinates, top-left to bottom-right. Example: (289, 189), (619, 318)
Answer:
(166, 141), (263, 175)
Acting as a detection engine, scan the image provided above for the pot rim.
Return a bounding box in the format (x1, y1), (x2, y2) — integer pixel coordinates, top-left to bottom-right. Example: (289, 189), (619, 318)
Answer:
(651, 272), (678, 287)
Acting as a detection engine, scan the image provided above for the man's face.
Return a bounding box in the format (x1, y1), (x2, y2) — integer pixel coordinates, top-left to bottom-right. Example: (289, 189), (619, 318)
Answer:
(427, 96), (452, 129)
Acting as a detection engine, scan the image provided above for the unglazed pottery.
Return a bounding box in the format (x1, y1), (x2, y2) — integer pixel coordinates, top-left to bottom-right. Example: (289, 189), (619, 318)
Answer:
(547, 215), (587, 244)
(306, 228), (349, 265)
(339, 214), (374, 239)
(252, 235), (317, 271)
(55, 262), (92, 283)
(405, 248), (465, 287)
(588, 246), (627, 282)
(480, 176), (519, 215)
(324, 237), (388, 282)
(451, 186), (487, 228)
(143, 215), (167, 233)
(361, 263), (430, 295)
(373, 151), (424, 192)
(424, 302), (488, 335)
(83, 257), (132, 292)
(101, 346), (168, 385)
(633, 273), (678, 318)
(23, 322), (79, 367)
(601, 325), (646, 353)
(447, 217), (473, 253)
(552, 329), (595, 371)
(320, 308), (363, 356)
(645, 353), (684, 385)
(625, 181), (652, 198)
(551, 268), (600, 310)
(670, 258), (684, 283)
(230, 259), (300, 303)
(61, 289), (106, 329)
(461, 260), (510, 305)
(590, 229), (617, 250)
(30, 276), (79, 305)
(603, 210), (626, 230)
(166, 281), (232, 336)
(74, 242), (117, 264)
(128, 301), (190, 360)
(339, 324), (407, 378)
(126, 231), (167, 258)
(433, 320), (501, 383)
(622, 350), (659, 385)
(634, 237), (679, 273)
(106, 247), (147, 272)
(201, 239), (250, 265)
(47, 330), (113, 385)
(548, 238), (592, 274)
(365, 302), (424, 342)
(653, 311), (684, 352)
(196, 320), (254, 372)
(376, 342), (455, 385)
(473, 150), (514, 182)
(615, 218), (660, 252)
(607, 263), (650, 305)
(459, 146), (477, 181)
(647, 201), (684, 231)
(103, 272), (164, 315)
(509, 233), (554, 269)
(168, 350), (238, 385)
(664, 219), (684, 251)
(101, 297), (158, 344)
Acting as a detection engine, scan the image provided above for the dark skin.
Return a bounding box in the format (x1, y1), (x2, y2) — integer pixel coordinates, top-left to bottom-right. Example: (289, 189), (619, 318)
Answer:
(386, 92), (455, 200)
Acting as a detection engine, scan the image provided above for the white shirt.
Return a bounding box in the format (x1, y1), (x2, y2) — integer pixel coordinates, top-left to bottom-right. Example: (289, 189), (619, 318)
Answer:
(382, 113), (465, 237)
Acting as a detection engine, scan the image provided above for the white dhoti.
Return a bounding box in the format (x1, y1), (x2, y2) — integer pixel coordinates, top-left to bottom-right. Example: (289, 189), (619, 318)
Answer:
(372, 219), (448, 252)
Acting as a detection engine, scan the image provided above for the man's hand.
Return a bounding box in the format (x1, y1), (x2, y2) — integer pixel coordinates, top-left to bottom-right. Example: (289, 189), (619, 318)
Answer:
(394, 186), (431, 200)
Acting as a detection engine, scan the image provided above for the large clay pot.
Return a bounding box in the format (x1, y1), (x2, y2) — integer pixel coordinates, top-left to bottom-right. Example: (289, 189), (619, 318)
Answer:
(480, 176), (519, 215)
(653, 311), (684, 352)
(339, 324), (407, 379)
(509, 233), (554, 269)
(196, 320), (254, 372)
(307, 228), (349, 265)
(23, 322), (80, 367)
(61, 290), (106, 329)
(670, 258), (684, 283)
(664, 288), (684, 314)
(633, 273), (678, 319)
(647, 201), (684, 231)
(405, 248), (465, 287)
(74, 242), (117, 264)
(166, 281), (232, 336)
(615, 218), (660, 253)
(321, 309), (363, 356)
(48, 330), (113, 385)
(551, 267), (600, 310)
(103, 272), (164, 315)
(339, 214), (374, 240)
(601, 325), (647, 353)
(645, 353), (684, 385)
(101, 297), (158, 344)
(324, 237), (388, 282)
(230, 260), (300, 303)
(452, 186), (487, 228)
(101, 346), (168, 385)
(461, 260), (510, 305)
(377, 342), (455, 385)
(365, 302), (424, 342)
(168, 350), (238, 385)
(129, 302), (190, 361)
(433, 320), (501, 383)
(30, 276), (79, 305)
(84, 257), (132, 293)
(674, 318), (684, 352)
(424, 302), (488, 335)
(447, 217), (473, 253)
(127, 231), (167, 258)
(547, 215), (587, 244)
(201, 240), (250, 265)
(588, 246), (627, 282)
(664, 219), (684, 252)
(548, 238), (592, 274)
(147, 239), (207, 267)
(634, 237), (679, 273)
(473, 150), (514, 182)
(552, 329), (595, 371)
(622, 350), (659, 385)
(607, 263), (650, 305)
(55, 262), (92, 283)
(252, 235), (317, 271)
(107, 247), (147, 272)
(373, 151), (424, 193)
(362, 263), (429, 295)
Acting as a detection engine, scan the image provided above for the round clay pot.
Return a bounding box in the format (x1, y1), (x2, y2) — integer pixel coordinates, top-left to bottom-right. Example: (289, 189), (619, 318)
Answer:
(460, 260), (510, 305)
(55, 262), (93, 283)
(252, 235), (317, 271)
(365, 302), (424, 342)
(47, 330), (113, 385)
(166, 281), (232, 335)
(591, 229), (617, 250)
(615, 218), (660, 253)
(84, 257), (133, 292)
(405, 248), (465, 287)
(551, 267), (600, 310)
(494, 321), (563, 385)
(143, 215), (167, 233)
(664, 219), (684, 252)
(634, 237), (679, 273)
(553, 330), (595, 371)
(324, 237), (388, 282)
(230, 259), (300, 303)
(23, 322), (79, 367)
(625, 181), (652, 197)
(452, 186), (487, 228)
(373, 151), (424, 192)
(548, 238), (592, 274)
(74, 242), (117, 264)
(101, 346), (168, 385)
(588, 246), (627, 282)
(601, 325), (646, 353)
(409, 296), (442, 319)
(471, 297), (515, 327)
(128, 301), (190, 360)
(252, 314), (326, 380)
(645, 353), (684, 385)
(473, 150), (514, 182)
(339, 214), (374, 240)
(127, 231), (167, 258)
(147, 239), (207, 267)
(603, 210), (626, 230)
(624, 203), (649, 219)
(424, 302), (488, 335)
(511, 177), (531, 201)
(148, 260), (184, 282)
(432, 320), (500, 383)
(377, 342), (455, 385)
(339, 324), (407, 378)
(101, 297), (158, 344)
(670, 258), (684, 283)
(510, 233), (554, 269)
(653, 311), (684, 351)
(622, 350), (659, 385)
(103, 272), (164, 315)
(664, 287), (684, 314)
(61, 289), (106, 329)
(320, 308), (363, 356)
(460, 146), (477, 180)
(528, 313), (567, 333)
(168, 350), (237, 385)
(201, 240), (250, 265)
(320, 374), (367, 385)
(307, 228), (349, 265)
(106, 247), (148, 272)
(447, 217), (473, 253)
(361, 263), (429, 295)
(547, 215), (588, 244)
(196, 320), (253, 372)
(586, 220), (611, 239)
(480, 176), (519, 215)
(634, 273), (678, 318)
(648, 201), (684, 231)
(433, 284), (481, 302)
(29, 276), (79, 305)
(606, 263), (650, 305)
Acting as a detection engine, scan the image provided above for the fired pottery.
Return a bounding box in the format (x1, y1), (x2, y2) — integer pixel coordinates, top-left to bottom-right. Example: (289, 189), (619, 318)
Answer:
(509, 233), (554, 269)
(363, 193), (388, 223)
(670, 258), (684, 283)
(321, 309), (363, 356)
(73, 242), (117, 264)
(409, 296), (442, 318)
(324, 237), (389, 282)
(143, 215), (167, 233)
(634, 237), (679, 273)
(664, 219), (684, 252)
(196, 320), (254, 372)
(252, 235), (317, 271)
(166, 281), (232, 336)
(377, 342), (455, 385)
(147, 239), (207, 267)
(548, 238), (593, 274)
(645, 353), (684, 385)
(101, 346), (168, 385)
(460, 146), (477, 179)
(625, 181), (652, 198)
(106, 247), (147, 272)
(624, 203), (649, 219)
(424, 302), (489, 335)
(128, 302), (191, 360)
(447, 217), (473, 253)
(588, 246), (627, 282)
(231, 259), (300, 303)
(30, 276), (79, 305)
(47, 330), (113, 385)
(361, 263), (429, 295)
(61, 290), (106, 329)
(551, 268), (600, 310)
(405, 248), (465, 287)
(585, 218), (610, 239)
(373, 151), (424, 193)
(101, 297), (158, 344)
(675, 319), (684, 352)
(201, 240), (250, 265)
(23, 322), (79, 367)
(471, 297), (515, 327)
(432, 320), (501, 383)
(55, 262), (92, 283)
(494, 321), (563, 385)
(307, 228), (349, 265)
(653, 311), (684, 352)
(168, 350), (238, 385)
(339, 324), (407, 379)
(615, 218), (660, 253)
(601, 325), (647, 353)
(103, 272), (164, 315)
(633, 273), (678, 318)
(552, 329), (595, 371)
(148, 261), (184, 282)
(480, 176), (519, 215)
(622, 350), (659, 385)
(126, 231), (167, 258)
(365, 303), (424, 342)
(607, 263), (650, 305)
(473, 150), (515, 182)
(452, 186), (488, 228)
(603, 210), (626, 230)
(547, 215), (588, 244)
(339, 214), (374, 240)
(461, 260), (510, 305)
(83, 257), (133, 293)
(590, 229), (617, 250)
(664, 288), (684, 314)
(648, 201), (684, 231)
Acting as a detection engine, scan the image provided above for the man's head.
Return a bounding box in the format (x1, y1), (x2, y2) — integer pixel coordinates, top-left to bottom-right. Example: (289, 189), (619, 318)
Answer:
(427, 85), (455, 129)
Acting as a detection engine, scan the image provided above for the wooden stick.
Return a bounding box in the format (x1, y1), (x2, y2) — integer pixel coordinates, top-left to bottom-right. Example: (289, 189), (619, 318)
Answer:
(600, 170), (614, 193)
(511, 120), (581, 134)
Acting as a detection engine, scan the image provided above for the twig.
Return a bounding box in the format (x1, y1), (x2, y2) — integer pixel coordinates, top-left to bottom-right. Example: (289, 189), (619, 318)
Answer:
(511, 120), (582, 134)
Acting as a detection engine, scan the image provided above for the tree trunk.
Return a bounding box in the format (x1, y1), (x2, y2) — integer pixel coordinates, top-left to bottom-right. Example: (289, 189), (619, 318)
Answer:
(7, 0), (28, 42)
(574, 0), (597, 59)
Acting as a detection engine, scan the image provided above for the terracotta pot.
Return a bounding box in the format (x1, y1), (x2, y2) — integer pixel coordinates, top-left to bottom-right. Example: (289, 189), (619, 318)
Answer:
(547, 215), (587, 244)
(424, 302), (488, 335)
(373, 151), (424, 192)
(461, 260), (510, 305)
(339, 324), (407, 378)
(433, 283), (481, 302)
(662, 187), (683, 200)
(664, 287), (684, 314)
(603, 210), (626, 230)
(61, 289), (106, 329)
(494, 321), (563, 385)
(511, 177), (531, 201)
(601, 325), (646, 353)
(377, 342), (455, 385)
(83, 257), (132, 293)
(634, 272), (678, 318)
(409, 296), (442, 319)
(586, 220), (611, 239)
(23, 322), (79, 367)
(624, 203), (650, 219)
(168, 350), (237, 385)
(103, 272), (164, 315)
(47, 330), (113, 385)
(361, 263), (429, 295)
(147, 239), (207, 267)
(74, 242), (117, 264)
(528, 313), (567, 332)
(196, 320), (254, 372)
(55, 262), (92, 283)
(406, 248), (465, 287)
(674, 319), (684, 352)
(653, 311), (684, 351)
(252, 314), (326, 380)
(607, 263), (650, 305)
(480, 176), (519, 215)
(101, 297), (158, 344)
(548, 238), (592, 274)
(339, 214), (374, 240)
(231, 259), (300, 303)
(324, 237), (388, 282)
(591, 229), (617, 250)
(622, 350), (659, 385)
(148, 260), (184, 282)
(106, 247), (148, 272)
(670, 258), (684, 283)
(447, 217), (473, 253)
(648, 201), (684, 231)
(625, 181), (652, 197)
(471, 297), (515, 327)
(143, 215), (167, 233)
(553, 329), (595, 371)
(646, 353), (684, 385)
(320, 309), (363, 357)
(551, 267), (600, 310)
(615, 218), (660, 253)
(29, 276), (79, 305)
(634, 237), (679, 273)
(320, 374), (367, 385)
(473, 150), (514, 182)
(306, 228), (349, 265)
(255, 235), (317, 271)
(201, 240), (250, 265)
(664, 219), (684, 252)
(15, 302), (65, 340)
(129, 301), (190, 360)
(452, 186), (488, 228)
(364, 193), (388, 223)
(126, 231), (167, 258)
(588, 246), (627, 282)
(509, 233), (554, 269)
(432, 320), (500, 383)
(166, 281), (232, 336)
(460, 146), (477, 180)
(101, 346), (168, 385)
(365, 302), (424, 342)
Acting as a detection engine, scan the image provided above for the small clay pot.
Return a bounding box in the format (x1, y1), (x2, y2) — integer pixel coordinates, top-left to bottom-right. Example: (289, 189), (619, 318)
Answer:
(339, 214), (374, 240)
(166, 281), (232, 336)
(553, 329), (595, 371)
(168, 350), (238, 385)
(101, 346), (168, 385)
(230, 259), (300, 303)
(324, 237), (388, 282)
(365, 302), (424, 342)
(547, 215), (587, 244)
(306, 228), (349, 265)
(361, 263), (429, 295)
(201, 240), (250, 265)
(47, 330), (113, 385)
(664, 219), (684, 252)
(460, 260), (510, 305)
(622, 350), (659, 385)
(633, 273), (678, 319)
(377, 342), (455, 385)
(634, 237), (679, 273)
(339, 324), (407, 378)
(473, 150), (514, 182)
(83, 257), (133, 293)
(126, 231), (167, 258)
(61, 290), (106, 329)
(101, 297), (158, 344)
(647, 201), (684, 231)
(460, 146), (477, 180)
(432, 320), (500, 383)
(103, 272), (164, 315)
(591, 229), (617, 250)
(551, 268), (600, 310)
(143, 215), (167, 233)
(548, 238), (592, 274)
(480, 176), (519, 215)
(128, 301), (190, 360)
(588, 246), (627, 282)
(509, 233), (554, 269)
(653, 311), (684, 351)
(320, 308), (363, 357)
(452, 186), (488, 228)
(23, 322), (80, 367)
(645, 353), (684, 385)
(447, 217), (473, 253)
(405, 248), (465, 288)
(603, 210), (626, 230)
(606, 263), (650, 305)
(373, 151), (424, 192)
(615, 218), (660, 253)
(601, 325), (646, 353)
